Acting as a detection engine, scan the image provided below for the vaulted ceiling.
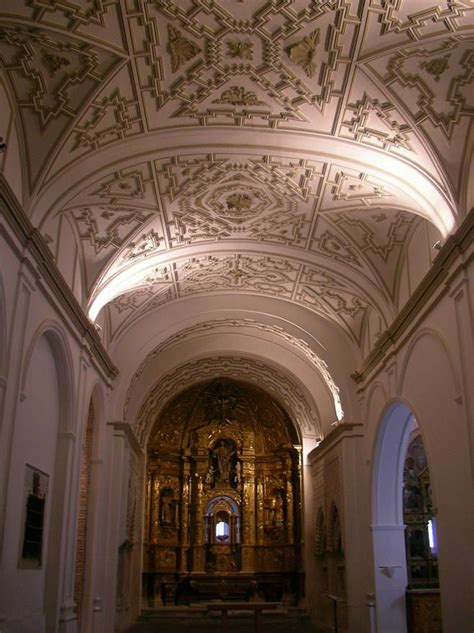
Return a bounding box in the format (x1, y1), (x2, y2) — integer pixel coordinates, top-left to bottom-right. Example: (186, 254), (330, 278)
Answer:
(1, 1), (473, 429)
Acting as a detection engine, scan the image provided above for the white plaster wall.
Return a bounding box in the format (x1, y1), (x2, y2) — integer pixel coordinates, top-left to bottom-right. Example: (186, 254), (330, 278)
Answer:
(361, 251), (474, 633)
(397, 220), (440, 309)
(0, 205), (114, 633)
(0, 335), (59, 633)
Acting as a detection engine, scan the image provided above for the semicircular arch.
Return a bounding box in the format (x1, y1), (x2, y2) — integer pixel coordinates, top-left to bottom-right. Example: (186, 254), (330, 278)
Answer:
(20, 320), (75, 431)
(134, 354), (322, 447)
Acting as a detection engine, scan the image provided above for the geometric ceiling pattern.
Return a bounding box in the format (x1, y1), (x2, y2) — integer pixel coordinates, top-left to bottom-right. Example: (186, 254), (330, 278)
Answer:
(1, 0), (473, 354)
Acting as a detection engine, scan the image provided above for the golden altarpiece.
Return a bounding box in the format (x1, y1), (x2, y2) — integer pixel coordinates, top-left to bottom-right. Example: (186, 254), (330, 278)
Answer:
(143, 379), (303, 605)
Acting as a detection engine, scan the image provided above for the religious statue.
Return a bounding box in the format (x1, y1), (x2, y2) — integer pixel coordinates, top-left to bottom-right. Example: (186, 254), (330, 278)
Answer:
(273, 493), (284, 525)
(267, 491), (284, 527)
(160, 491), (175, 525)
(213, 440), (236, 484)
(204, 465), (215, 487)
(234, 461), (242, 486)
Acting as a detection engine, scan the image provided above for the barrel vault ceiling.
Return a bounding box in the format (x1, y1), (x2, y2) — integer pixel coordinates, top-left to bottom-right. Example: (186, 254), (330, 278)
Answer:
(0, 0), (473, 353)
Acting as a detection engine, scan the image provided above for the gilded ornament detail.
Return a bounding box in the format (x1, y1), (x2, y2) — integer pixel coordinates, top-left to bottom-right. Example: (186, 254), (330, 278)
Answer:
(42, 50), (71, 76)
(225, 193), (253, 215)
(167, 24), (201, 73)
(287, 29), (320, 78)
(213, 86), (265, 106)
(420, 56), (449, 82)
(226, 40), (254, 60)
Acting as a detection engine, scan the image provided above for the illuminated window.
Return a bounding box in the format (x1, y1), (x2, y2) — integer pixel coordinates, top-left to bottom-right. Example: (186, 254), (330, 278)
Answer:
(427, 519), (437, 553)
(216, 519), (229, 541)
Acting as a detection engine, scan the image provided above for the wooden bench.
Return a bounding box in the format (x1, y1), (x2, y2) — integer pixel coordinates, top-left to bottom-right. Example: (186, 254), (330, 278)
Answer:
(206, 601), (282, 633)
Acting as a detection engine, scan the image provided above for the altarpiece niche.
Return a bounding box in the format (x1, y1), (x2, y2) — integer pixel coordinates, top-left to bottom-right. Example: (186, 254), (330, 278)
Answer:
(143, 378), (303, 605)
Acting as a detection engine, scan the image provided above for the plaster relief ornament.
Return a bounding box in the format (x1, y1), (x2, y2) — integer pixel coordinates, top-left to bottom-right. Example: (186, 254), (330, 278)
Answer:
(287, 29), (320, 78)
(227, 40), (253, 60)
(42, 50), (71, 76)
(420, 56), (449, 82)
(225, 192), (253, 219)
(213, 86), (265, 106)
(167, 24), (201, 73)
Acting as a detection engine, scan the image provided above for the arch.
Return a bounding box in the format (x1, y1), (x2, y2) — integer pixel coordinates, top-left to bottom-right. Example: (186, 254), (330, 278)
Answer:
(364, 380), (389, 444)
(73, 380), (106, 632)
(135, 355), (320, 446)
(19, 320), (75, 430)
(371, 399), (415, 633)
(142, 377), (304, 603)
(398, 327), (461, 399)
(19, 327), (75, 633)
(396, 328), (474, 630)
(83, 380), (107, 458)
(125, 318), (344, 424)
(3, 330), (73, 633)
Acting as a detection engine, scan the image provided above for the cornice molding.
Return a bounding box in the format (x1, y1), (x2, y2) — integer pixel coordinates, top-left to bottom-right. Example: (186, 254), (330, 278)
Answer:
(0, 175), (118, 380)
(308, 422), (365, 463)
(352, 209), (474, 385)
(107, 421), (143, 456)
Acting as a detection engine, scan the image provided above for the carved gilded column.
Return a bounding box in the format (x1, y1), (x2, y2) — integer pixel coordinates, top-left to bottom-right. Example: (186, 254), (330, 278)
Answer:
(144, 472), (152, 545)
(150, 472), (160, 545)
(241, 461), (256, 570)
(256, 478), (264, 545)
(180, 465), (190, 572)
(285, 459), (294, 546)
(192, 475), (205, 571)
(294, 445), (303, 570)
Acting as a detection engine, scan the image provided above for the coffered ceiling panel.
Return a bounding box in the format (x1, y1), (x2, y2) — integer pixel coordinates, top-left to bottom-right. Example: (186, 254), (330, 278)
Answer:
(0, 22), (124, 188)
(126, 0), (359, 133)
(0, 0), (472, 358)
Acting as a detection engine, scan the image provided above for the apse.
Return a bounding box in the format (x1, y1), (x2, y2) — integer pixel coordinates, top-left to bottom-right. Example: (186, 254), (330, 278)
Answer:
(142, 378), (304, 605)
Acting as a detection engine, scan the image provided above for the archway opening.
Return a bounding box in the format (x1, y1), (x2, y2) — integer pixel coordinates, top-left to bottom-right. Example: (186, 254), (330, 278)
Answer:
(403, 422), (441, 632)
(142, 377), (303, 606)
(372, 402), (442, 633)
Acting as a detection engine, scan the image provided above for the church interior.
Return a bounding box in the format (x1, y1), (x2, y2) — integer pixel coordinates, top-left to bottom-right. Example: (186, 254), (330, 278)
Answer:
(0, 1), (473, 632)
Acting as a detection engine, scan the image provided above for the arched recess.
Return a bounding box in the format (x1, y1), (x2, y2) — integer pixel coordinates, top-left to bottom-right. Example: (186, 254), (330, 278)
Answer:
(0, 326), (74, 633)
(40, 328), (75, 633)
(142, 377), (304, 605)
(371, 400), (414, 633)
(397, 329), (473, 632)
(134, 355), (321, 445)
(74, 382), (105, 632)
(124, 318), (344, 425)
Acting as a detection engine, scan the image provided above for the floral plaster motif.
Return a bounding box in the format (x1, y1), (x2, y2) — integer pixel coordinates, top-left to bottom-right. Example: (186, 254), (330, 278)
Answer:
(287, 29), (320, 78)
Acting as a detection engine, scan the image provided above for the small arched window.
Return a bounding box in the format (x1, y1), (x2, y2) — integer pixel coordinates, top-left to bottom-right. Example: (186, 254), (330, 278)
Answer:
(215, 510), (230, 541)
(205, 496), (240, 544)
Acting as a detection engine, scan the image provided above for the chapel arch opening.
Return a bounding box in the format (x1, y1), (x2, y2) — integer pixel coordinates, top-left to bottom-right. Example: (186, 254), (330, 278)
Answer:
(143, 377), (304, 605)
(372, 402), (442, 633)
